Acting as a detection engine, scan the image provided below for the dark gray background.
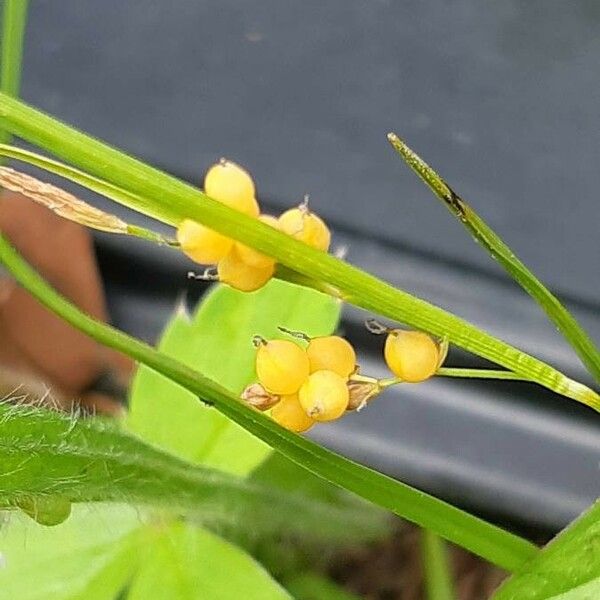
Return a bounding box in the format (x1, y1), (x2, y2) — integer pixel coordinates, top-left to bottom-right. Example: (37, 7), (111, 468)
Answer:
(14, 0), (600, 530)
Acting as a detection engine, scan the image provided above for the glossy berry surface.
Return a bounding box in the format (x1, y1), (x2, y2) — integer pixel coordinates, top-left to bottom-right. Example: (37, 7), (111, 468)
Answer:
(177, 218), (233, 264)
(384, 329), (440, 382)
(278, 207), (330, 251)
(218, 246), (274, 292)
(307, 335), (356, 377)
(255, 339), (310, 395)
(271, 393), (315, 433)
(298, 369), (349, 422)
(204, 159), (259, 217)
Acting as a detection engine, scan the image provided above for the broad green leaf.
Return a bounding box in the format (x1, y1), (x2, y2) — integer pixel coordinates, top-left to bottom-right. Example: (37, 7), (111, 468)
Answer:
(127, 521), (290, 600)
(128, 279), (339, 475)
(0, 504), (142, 600)
(492, 501), (600, 600)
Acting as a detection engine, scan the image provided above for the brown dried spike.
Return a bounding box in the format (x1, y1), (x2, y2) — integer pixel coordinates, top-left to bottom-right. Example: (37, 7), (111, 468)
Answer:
(0, 167), (127, 234)
(240, 382), (280, 411)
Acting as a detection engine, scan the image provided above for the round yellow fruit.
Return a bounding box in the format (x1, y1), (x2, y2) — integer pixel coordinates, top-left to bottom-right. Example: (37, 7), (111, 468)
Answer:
(299, 370), (349, 422)
(384, 330), (440, 383)
(255, 339), (310, 395)
(218, 246), (274, 292)
(177, 219), (233, 264)
(271, 394), (315, 433)
(307, 335), (356, 378)
(204, 159), (259, 217)
(278, 207), (330, 251)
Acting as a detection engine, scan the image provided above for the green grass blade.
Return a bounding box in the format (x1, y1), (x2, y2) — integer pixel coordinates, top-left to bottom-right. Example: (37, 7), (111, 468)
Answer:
(492, 500), (600, 599)
(0, 0), (28, 145)
(0, 233), (538, 571)
(388, 133), (600, 385)
(0, 94), (597, 409)
(421, 530), (456, 600)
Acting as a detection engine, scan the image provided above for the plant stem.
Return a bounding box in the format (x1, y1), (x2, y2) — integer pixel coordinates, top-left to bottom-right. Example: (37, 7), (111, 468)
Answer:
(0, 95), (597, 411)
(388, 133), (600, 385)
(0, 233), (539, 571)
(436, 368), (532, 382)
(0, 0), (28, 146)
(421, 530), (456, 600)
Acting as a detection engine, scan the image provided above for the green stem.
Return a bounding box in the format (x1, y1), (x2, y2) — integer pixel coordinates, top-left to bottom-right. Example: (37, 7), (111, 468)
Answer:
(388, 133), (600, 385)
(0, 0), (28, 146)
(421, 530), (456, 600)
(436, 368), (532, 382)
(0, 233), (538, 571)
(0, 95), (597, 411)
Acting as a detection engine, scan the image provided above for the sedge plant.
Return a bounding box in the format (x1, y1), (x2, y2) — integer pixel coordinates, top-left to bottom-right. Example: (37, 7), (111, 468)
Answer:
(1, 7), (600, 599)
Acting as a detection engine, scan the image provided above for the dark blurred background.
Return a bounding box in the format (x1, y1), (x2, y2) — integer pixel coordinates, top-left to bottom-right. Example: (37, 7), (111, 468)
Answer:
(6, 0), (600, 532)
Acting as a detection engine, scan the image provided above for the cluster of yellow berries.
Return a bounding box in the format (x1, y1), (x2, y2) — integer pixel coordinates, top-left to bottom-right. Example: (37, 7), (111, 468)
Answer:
(177, 159), (330, 292)
(241, 322), (447, 434)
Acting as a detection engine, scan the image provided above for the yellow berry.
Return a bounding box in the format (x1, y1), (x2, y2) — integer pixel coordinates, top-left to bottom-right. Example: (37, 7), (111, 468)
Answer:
(278, 207), (330, 251)
(271, 394), (315, 433)
(177, 219), (233, 264)
(234, 215), (278, 269)
(299, 370), (349, 422)
(204, 159), (260, 217)
(307, 336), (356, 378)
(255, 339), (310, 395)
(384, 330), (440, 383)
(218, 246), (274, 292)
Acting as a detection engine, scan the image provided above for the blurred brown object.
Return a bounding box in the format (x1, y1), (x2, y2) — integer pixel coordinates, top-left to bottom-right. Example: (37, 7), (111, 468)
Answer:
(330, 522), (507, 600)
(0, 190), (133, 414)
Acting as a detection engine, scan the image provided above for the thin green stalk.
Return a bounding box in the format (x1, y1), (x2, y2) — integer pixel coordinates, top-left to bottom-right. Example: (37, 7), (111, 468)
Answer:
(421, 530), (456, 600)
(0, 0), (28, 145)
(0, 95), (597, 410)
(376, 368), (533, 389)
(388, 133), (600, 385)
(0, 233), (539, 571)
(436, 368), (532, 382)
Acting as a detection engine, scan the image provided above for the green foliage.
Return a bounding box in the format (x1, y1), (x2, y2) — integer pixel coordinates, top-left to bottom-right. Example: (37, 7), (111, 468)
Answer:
(0, 235), (539, 571)
(0, 0), (28, 147)
(285, 573), (362, 600)
(126, 522), (291, 600)
(0, 95), (597, 409)
(128, 279), (339, 475)
(421, 530), (455, 600)
(0, 504), (142, 600)
(492, 501), (600, 599)
(388, 133), (600, 384)
(0, 279), (386, 598)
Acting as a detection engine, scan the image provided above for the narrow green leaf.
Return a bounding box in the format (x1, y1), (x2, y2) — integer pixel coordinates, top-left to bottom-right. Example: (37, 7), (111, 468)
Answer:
(492, 500), (600, 600)
(0, 0), (28, 146)
(0, 94), (596, 409)
(0, 234), (539, 571)
(0, 504), (142, 600)
(388, 133), (600, 384)
(128, 279), (339, 476)
(126, 521), (290, 600)
(421, 530), (456, 600)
